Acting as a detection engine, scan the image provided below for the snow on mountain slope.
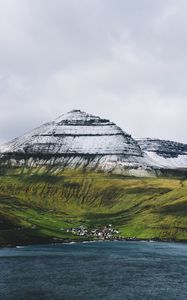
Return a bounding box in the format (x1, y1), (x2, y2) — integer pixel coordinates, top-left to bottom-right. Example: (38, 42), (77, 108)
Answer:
(0, 110), (186, 176)
(0, 110), (142, 156)
(136, 138), (187, 169)
(0, 110), (149, 176)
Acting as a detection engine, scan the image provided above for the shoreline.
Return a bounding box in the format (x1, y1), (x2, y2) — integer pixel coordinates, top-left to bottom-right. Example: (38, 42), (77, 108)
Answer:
(1, 236), (187, 249)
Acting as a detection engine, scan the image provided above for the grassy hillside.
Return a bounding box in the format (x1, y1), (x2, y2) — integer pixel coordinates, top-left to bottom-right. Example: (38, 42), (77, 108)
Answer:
(0, 168), (187, 246)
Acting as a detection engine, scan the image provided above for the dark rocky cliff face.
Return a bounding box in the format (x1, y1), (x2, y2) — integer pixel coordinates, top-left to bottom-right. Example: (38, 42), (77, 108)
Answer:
(0, 110), (187, 176)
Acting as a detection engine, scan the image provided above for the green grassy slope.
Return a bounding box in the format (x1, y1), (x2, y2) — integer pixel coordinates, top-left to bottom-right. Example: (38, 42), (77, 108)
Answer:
(0, 169), (187, 246)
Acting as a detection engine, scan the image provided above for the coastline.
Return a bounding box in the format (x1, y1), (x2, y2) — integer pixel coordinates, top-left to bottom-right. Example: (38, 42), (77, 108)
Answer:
(1, 236), (187, 249)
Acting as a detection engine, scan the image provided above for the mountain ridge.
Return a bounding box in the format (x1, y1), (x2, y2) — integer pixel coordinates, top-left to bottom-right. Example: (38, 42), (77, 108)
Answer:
(0, 110), (187, 177)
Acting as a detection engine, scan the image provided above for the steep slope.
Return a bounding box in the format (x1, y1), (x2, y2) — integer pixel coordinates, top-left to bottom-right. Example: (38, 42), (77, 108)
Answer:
(0, 110), (151, 176)
(0, 110), (187, 176)
(1, 110), (141, 156)
(0, 172), (187, 246)
(136, 138), (187, 170)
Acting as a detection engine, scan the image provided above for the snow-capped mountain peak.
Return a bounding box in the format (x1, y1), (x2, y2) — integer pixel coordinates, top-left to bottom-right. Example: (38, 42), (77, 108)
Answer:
(0, 110), (187, 176)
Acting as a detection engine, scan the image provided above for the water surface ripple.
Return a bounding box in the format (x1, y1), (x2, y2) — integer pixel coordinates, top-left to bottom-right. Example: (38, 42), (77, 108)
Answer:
(0, 241), (187, 300)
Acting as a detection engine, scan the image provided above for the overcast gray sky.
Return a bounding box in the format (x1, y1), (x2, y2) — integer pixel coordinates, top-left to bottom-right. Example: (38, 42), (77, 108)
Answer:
(0, 0), (187, 144)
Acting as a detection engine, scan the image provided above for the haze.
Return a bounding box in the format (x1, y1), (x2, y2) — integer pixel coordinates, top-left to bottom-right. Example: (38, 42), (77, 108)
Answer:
(0, 0), (187, 144)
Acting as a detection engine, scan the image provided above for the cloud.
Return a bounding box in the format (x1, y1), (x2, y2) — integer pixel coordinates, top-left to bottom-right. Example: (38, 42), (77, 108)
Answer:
(0, 0), (187, 143)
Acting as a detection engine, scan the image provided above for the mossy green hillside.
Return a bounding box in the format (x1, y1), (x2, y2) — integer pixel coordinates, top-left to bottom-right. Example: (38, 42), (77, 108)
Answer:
(0, 169), (187, 246)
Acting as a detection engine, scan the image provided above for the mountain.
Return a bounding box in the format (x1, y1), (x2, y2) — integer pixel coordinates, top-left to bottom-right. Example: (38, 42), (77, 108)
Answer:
(136, 138), (187, 170)
(0, 110), (187, 246)
(0, 109), (187, 176)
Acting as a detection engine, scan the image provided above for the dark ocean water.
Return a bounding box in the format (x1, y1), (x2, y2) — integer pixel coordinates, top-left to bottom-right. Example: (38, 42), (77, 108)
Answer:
(0, 241), (187, 300)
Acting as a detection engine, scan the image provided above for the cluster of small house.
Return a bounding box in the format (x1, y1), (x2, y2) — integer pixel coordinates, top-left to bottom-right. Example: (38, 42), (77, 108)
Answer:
(65, 224), (120, 240)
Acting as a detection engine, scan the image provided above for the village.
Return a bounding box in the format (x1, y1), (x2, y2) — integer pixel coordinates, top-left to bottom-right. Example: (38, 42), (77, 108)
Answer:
(65, 224), (120, 240)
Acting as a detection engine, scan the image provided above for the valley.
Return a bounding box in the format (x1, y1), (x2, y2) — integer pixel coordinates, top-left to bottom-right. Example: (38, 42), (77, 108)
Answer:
(0, 169), (187, 247)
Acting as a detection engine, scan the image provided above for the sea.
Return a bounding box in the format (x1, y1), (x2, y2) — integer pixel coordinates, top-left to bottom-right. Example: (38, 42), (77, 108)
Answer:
(0, 241), (187, 300)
